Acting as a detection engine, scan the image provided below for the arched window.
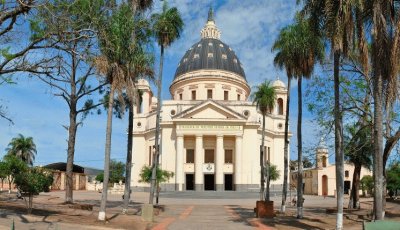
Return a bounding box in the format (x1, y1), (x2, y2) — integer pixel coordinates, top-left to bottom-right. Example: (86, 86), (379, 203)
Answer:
(277, 98), (284, 115)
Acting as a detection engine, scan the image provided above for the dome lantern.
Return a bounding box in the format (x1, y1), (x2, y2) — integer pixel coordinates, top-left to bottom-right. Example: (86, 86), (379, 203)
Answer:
(200, 7), (221, 40)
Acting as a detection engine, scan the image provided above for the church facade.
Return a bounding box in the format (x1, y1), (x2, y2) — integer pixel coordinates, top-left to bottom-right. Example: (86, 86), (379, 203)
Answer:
(130, 9), (289, 192)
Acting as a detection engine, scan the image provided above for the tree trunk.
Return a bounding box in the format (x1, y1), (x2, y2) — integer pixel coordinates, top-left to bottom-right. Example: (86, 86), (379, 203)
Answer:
(281, 78), (291, 213)
(296, 77), (303, 219)
(373, 71), (384, 220)
(149, 44), (164, 204)
(334, 50), (344, 230)
(371, 1), (384, 219)
(28, 195), (33, 215)
(261, 114), (266, 201)
(123, 104), (134, 213)
(98, 82), (115, 221)
(65, 103), (78, 204)
(350, 164), (361, 209)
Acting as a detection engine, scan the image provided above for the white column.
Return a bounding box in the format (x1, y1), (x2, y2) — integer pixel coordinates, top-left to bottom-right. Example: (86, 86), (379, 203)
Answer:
(216, 135), (224, 191)
(235, 135), (243, 191)
(142, 90), (150, 114)
(195, 135), (203, 191)
(176, 134), (184, 191)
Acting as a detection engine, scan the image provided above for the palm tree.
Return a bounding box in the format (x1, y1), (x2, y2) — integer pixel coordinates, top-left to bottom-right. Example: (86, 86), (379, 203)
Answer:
(6, 134), (37, 166)
(252, 80), (277, 202)
(298, 1), (359, 226)
(272, 18), (297, 214)
(368, 0), (400, 219)
(273, 15), (324, 218)
(122, 1), (154, 214)
(95, 3), (138, 221)
(149, 0), (183, 204)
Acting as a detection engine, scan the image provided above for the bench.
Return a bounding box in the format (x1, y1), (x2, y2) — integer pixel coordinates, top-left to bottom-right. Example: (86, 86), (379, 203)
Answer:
(363, 220), (400, 230)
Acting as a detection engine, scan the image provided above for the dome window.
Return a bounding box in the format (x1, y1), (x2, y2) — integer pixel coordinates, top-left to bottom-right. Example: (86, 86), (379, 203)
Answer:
(183, 58), (188, 62)
(208, 53), (213, 58)
(208, 42), (213, 46)
(219, 44), (224, 47)
(193, 54), (199, 59)
(197, 44), (202, 47)
(221, 54), (227, 59)
(233, 59), (238, 63)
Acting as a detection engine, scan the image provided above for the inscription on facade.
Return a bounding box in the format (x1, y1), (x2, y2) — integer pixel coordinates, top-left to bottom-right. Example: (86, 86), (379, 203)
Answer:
(177, 124), (242, 130)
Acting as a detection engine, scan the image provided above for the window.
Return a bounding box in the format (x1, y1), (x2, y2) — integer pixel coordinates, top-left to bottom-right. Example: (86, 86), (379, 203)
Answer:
(204, 149), (215, 163)
(192, 90), (196, 100)
(224, 91), (229, 100)
(224, 149), (233, 163)
(179, 93), (183, 100)
(207, 89), (213, 99)
(322, 156), (327, 167)
(237, 94), (241, 101)
(345, 170), (349, 178)
(208, 53), (213, 58)
(278, 98), (284, 115)
(186, 149), (194, 163)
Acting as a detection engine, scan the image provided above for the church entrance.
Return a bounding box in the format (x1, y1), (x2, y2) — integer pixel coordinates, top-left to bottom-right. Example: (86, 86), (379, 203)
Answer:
(185, 174), (194, 190)
(322, 175), (328, 196)
(344, 181), (351, 194)
(224, 174), (233, 191)
(204, 174), (215, 191)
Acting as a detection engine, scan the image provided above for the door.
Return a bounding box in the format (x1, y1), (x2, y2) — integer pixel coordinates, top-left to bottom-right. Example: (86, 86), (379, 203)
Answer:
(322, 175), (328, 196)
(186, 174), (194, 191)
(224, 174), (233, 191)
(344, 181), (351, 194)
(204, 174), (215, 191)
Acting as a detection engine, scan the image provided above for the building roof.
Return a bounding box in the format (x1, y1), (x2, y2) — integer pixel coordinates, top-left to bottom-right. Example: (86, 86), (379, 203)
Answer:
(44, 162), (84, 173)
(173, 7), (246, 81)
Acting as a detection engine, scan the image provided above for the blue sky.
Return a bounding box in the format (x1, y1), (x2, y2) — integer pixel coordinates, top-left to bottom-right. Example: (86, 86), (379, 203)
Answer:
(0, 0), (325, 169)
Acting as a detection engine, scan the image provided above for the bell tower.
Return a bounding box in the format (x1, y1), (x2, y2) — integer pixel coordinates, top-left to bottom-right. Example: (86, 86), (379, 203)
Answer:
(316, 138), (329, 169)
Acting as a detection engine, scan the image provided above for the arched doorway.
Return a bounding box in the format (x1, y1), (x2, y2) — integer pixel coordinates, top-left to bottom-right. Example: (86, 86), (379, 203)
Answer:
(322, 175), (328, 196)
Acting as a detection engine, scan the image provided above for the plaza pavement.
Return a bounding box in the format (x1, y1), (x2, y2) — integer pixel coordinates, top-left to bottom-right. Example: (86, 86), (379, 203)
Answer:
(0, 190), (352, 230)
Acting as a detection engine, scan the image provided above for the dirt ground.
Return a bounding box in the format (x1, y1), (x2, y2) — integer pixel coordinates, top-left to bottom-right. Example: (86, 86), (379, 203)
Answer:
(1, 191), (400, 229)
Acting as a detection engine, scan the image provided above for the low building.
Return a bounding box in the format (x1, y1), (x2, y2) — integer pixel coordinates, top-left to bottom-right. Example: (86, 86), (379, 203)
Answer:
(44, 162), (87, 191)
(290, 140), (372, 196)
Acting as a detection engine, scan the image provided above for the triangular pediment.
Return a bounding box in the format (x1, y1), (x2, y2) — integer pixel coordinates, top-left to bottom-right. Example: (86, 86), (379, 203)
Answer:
(173, 99), (246, 120)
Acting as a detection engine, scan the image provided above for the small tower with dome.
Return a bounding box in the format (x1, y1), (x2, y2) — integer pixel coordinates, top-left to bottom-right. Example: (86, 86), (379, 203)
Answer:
(316, 138), (329, 169)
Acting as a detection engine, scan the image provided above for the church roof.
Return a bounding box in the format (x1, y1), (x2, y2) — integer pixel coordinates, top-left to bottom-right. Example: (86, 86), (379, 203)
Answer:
(174, 7), (246, 81)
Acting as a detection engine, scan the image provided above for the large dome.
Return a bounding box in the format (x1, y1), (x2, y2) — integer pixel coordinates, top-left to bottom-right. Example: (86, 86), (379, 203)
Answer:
(174, 38), (246, 80)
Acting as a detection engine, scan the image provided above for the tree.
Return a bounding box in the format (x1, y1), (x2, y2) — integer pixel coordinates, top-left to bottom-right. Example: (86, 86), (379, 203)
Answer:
(6, 134), (37, 166)
(32, 0), (107, 204)
(273, 14), (324, 218)
(95, 3), (139, 221)
(95, 173), (104, 183)
(2, 155), (28, 193)
(109, 159), (125, 183)
(299, 1), (360, 226)
(265, 163), (281, 190)
(252, 80), (276, 202)
(344, 123), (373, 209)
(149, 0), (183, 204)
(368, 1), (400, 219)
(14, 167), (53, 214)
(387, 163), (400, 197)
(139, 165), (174, 203)
(0, 161), (7, 191)
(361, 175), (373, 197)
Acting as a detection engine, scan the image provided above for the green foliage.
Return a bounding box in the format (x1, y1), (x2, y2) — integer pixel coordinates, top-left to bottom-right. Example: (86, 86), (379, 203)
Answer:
(94, 160), (123, 183)
(14, 167), (53, 195)
(265, 163), (280, 182)
(29, 19), (46, 41)
(95, 173), (104, 182)
(360, 175), (374, 196)
(3, 155), (28, 177)
(151, 1), (184, 48)
(251, 80), (277, 115)
(0, 47), (16, 61)
(5, 134), (37, 166)
(109, 159), (124, 183)
(387, 163), (400, 194)
(139, 165), (174, 184)
(0, 161), (8, 181)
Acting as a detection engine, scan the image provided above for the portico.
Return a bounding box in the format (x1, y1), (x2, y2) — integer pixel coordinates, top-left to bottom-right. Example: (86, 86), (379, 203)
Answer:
(175, 124), (243, 191)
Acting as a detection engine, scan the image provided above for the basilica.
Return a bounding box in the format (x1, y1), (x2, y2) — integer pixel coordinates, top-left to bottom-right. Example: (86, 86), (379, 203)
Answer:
(131, 9), (289, 192)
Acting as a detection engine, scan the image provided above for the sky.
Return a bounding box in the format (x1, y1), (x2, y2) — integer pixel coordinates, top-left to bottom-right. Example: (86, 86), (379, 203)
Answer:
(0, 0), (326, 169)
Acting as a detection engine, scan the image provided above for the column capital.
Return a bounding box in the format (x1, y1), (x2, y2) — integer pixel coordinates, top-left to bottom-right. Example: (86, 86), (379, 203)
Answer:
(195, 134), (203, 138)
(216, 134), (224, 139)
(176, 133), (184, 138)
